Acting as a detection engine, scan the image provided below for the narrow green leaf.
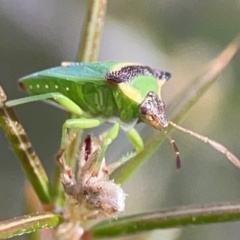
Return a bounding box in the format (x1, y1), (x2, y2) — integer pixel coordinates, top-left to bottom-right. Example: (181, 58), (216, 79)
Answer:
(0, 212), (62, 239)
(77, 0), (107, 62)
(0, 86), (52, 204)
(91, 202), (240, 238)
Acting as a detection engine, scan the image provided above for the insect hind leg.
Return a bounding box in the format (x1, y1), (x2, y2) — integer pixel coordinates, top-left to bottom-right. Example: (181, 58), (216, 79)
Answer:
(6, 92), (91, 118)
(107, 127), (144, 176)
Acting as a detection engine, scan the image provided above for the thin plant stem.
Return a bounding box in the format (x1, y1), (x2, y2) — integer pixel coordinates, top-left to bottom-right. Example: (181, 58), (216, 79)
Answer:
(53, 0), (108, 207)
(91, 201), (240, 238)
(0, 85), (52, 206)
(0, 212), (62, 239)
(77, 0), (107, 62)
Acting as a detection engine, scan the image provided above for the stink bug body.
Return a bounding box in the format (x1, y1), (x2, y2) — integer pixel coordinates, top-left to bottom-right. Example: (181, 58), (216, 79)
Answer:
(6, 62), (175, 172)
(18, 62), (170, 128)
(6, 61), (240, 171)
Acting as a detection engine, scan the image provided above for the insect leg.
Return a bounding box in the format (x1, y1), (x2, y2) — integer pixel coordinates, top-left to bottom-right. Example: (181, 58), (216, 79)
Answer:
(59, 117), (106, 156)
(107, 128), (144, 174)
(91, 123), (120, 176)
(126, 128), (144, 152)
(6, 93), (91, 118)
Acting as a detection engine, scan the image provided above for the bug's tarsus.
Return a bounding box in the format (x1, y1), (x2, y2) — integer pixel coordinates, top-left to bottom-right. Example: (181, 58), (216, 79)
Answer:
(164, 130), (181, 169)
(168, 121), (240, 168)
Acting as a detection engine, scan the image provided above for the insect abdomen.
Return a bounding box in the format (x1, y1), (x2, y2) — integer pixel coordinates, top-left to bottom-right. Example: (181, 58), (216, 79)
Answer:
(20, 77), (117, 117)
(76, 82), (117, 117)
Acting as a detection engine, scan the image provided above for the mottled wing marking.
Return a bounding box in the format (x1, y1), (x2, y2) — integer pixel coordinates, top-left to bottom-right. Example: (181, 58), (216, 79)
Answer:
(106, 65), (171, 83)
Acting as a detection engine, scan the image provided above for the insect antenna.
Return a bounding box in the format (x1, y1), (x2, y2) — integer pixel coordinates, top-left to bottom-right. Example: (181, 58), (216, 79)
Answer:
(163, 130), (181, 169)
(84, 134), (92, 161)
(168, 121), (240, 168)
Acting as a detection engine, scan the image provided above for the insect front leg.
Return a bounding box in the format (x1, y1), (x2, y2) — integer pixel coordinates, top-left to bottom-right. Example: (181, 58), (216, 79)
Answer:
(107, 128), (144, 173)
(91, 122), (120, 176)
(6, 92), (91, 118)
(58, 117), (106, 159)
(59, 122), (120, 177)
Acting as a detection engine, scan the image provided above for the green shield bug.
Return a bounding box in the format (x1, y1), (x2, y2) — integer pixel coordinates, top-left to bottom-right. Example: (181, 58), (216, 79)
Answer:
(5, 61), (240, 171)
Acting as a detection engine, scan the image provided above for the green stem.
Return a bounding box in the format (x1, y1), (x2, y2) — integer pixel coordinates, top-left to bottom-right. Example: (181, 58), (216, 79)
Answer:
(77, 0), (107, 62)
(53, 0), (108, 207)
(0, 212), (62, 239)
(0, 86), (52, 205)
(91, 201), (240, 238)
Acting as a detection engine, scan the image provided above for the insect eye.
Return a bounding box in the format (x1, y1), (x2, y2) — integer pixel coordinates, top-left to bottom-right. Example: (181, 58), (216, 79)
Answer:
(140, 102), (151, 115)
(163, 72), (171, 81)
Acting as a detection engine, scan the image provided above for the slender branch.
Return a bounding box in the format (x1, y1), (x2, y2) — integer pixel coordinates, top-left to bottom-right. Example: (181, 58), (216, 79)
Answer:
(77, 0), (107, 62)
(0, 85), (52, 205)
(0, 212), (61, 239)
(91, 201), (240, 238)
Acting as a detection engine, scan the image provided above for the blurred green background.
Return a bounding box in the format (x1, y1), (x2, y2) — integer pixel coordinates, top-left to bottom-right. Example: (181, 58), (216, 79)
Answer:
(1, 1), (240, 239)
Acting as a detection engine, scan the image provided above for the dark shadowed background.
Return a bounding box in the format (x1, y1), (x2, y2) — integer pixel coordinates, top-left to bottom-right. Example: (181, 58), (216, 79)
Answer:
(1, 1), (240, 239)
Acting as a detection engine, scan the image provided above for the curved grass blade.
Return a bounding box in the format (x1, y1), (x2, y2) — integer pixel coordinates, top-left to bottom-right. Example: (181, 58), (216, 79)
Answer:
(91, 201), (240, 238)
(111, 34), (240, 184)
(167, 34), (240, 122)
(0, 85), (52, 205)
(0, 212), (61, 239)
(77, 0), (107, 62)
